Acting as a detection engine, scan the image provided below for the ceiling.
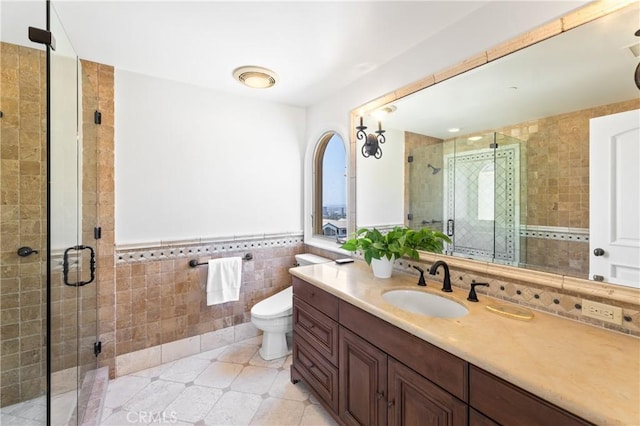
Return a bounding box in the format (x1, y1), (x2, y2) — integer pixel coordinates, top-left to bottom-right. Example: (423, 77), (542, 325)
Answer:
(2, 2), (634, 123)
(374, 3), (640, 139)
(0, 1), (496, 107)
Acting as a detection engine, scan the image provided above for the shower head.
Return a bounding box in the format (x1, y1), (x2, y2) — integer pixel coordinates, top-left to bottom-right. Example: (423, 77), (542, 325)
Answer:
(427, 163), (441, 175)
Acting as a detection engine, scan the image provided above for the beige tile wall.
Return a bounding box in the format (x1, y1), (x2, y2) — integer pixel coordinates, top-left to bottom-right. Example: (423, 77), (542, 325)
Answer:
(404, 132), (444, 232)
(109, 238), (310, 377)
(499, 98), (640, 229)
(498, 98), (640, 275)
(0, 42), (47, 407)
(80, 60), (118, 379)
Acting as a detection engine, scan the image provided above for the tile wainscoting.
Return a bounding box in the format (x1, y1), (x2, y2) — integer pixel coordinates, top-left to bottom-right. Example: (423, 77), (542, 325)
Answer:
(102, 233), (308, 379)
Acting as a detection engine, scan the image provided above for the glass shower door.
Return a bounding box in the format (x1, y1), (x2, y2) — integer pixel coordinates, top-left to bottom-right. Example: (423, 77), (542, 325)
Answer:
(49, 4), (99, 425)
(444, 133), (523, 265)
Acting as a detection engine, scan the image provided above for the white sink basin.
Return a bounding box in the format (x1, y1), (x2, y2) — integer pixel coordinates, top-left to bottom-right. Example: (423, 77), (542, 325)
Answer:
(382, 290), (469, 319)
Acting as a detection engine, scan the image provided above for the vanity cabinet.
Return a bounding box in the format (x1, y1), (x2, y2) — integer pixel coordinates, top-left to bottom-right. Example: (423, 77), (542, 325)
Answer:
(291, 277), (593, 426)
(339, 327), (387, 425)
(340, 325), (466, 426)
(339, 302), (467, 426)
(290, 277), (340, 414)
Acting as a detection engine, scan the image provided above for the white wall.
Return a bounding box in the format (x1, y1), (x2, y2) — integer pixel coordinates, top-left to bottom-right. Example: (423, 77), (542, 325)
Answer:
(356, 126), (404, 228)
(305, 1), (588, 232)
(115, 70), (305, 245)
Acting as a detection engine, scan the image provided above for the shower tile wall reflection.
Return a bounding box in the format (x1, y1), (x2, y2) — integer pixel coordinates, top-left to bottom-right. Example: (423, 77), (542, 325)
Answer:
(0, 42), (47, 408)
(404, 97), (640, 278)
(405, 132), (444, 233)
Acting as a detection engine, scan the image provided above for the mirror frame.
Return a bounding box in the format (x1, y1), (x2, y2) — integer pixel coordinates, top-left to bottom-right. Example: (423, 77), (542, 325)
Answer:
(349, 0), (639, 304)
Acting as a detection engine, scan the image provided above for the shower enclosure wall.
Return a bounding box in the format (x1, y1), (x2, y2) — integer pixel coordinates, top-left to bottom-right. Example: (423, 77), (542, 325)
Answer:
(1, 2), (103, 424)
(406, 132), (526, 266)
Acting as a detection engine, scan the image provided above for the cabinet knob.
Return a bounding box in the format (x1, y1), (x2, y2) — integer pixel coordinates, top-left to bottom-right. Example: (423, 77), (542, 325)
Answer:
(387, 400), (395, 407)
(593, 248), (605, 256)
(376, 392), (384, 400)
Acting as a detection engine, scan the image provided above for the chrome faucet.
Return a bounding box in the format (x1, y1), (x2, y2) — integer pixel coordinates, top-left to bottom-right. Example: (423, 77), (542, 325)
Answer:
(429, 260), (452, 292)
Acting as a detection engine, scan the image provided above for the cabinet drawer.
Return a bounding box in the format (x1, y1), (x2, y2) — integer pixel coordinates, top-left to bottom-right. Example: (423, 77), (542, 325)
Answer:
(339, 300), (468, 401)
(292, 277), (338, 320)
(292, 331), (339, 412)
(293, 296), (339, 365)
(469, 365), (592, 426)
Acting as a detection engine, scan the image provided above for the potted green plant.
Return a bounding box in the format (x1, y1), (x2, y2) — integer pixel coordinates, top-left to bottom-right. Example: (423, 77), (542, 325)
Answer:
(340, 226), (451, 278)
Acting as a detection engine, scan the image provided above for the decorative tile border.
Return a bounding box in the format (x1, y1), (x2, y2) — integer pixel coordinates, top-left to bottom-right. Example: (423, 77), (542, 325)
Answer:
(521, 225), (589, 242)
(115, 232), (304, 264)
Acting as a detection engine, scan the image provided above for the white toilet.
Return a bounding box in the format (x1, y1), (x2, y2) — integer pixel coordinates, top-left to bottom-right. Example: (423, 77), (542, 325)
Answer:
(251, 253), (331, 360)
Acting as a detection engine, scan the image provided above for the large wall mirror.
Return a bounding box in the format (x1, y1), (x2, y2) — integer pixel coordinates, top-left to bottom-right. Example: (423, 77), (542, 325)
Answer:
(354, 2), (639, 289)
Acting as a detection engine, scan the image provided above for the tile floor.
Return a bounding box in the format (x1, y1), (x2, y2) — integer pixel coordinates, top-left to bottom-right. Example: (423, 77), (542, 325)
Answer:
(101, 336), (337, 426)
(0, 390), (76, 426)
(0, 336), (337, 426)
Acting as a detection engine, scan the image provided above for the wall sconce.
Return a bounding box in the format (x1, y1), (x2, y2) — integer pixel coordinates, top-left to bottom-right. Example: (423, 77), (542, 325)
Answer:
(635, 29), (640, 90)
(356, 116), (386, 159)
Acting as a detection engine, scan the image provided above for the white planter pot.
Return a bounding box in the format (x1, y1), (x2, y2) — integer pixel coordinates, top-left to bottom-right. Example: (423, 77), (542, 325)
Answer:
(371, 257), (395, 278)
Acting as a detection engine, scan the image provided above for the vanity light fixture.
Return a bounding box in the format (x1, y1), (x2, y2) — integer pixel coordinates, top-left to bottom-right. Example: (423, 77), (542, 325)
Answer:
(233, 66), (278, 89)
(634, 29), (640, 90)
(356, 116), (385, 159)
(356, 105), (397, 159)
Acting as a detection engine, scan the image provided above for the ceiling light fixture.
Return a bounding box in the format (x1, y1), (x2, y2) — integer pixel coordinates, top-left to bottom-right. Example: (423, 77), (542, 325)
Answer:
(448, 128), (460, 133)
(372, 105), (397, 118)
(233, 66), (278, 89)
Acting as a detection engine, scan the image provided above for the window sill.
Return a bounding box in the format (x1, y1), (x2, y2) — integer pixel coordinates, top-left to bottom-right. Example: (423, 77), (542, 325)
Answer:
(304, 236), (351, 256)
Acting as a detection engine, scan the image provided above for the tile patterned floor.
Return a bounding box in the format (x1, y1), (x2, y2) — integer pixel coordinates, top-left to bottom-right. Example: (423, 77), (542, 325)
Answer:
(0, 336), (337, 426)
(100, 336), (337, 426)
(0, 390), (76, 426)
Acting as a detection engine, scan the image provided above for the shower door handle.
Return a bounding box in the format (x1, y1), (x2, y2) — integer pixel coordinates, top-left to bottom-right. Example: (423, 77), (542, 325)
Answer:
(446, 219), (454, 236)
(63, 245), (96, 287)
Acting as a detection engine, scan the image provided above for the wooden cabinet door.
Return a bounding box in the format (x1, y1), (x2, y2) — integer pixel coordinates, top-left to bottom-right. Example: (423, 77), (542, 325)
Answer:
(340, 327), (388, 426)
(387, 359), (467, 426)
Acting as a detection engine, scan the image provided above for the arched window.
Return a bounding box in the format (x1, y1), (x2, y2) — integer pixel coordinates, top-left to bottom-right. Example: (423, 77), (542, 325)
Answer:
(313, 132), (347, 240)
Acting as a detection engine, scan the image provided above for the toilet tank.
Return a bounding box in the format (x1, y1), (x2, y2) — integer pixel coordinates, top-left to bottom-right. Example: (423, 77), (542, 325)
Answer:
(295, 253), (331, 266)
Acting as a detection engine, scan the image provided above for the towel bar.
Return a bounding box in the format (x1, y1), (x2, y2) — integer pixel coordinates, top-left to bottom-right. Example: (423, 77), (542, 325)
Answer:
(189, 253), (253, 267)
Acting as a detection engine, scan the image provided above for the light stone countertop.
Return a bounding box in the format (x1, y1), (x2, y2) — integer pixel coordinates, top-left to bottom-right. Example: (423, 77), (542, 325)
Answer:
(289, 260), (640, 426)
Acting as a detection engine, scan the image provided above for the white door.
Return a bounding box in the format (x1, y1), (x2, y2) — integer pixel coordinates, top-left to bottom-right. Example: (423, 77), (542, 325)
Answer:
(590, 109), (640, 288)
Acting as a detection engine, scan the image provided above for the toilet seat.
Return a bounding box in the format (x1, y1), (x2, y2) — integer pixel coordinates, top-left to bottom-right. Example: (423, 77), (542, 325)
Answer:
(251, 286), (292, 319)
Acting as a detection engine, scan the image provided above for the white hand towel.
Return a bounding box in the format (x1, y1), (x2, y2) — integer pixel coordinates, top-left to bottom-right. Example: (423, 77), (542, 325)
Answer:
(206, 257), (242, 306)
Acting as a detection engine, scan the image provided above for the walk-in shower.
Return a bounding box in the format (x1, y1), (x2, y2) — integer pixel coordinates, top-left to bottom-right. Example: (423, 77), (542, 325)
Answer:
(1, 2), (103, 424)
(406, 132), (526, 266)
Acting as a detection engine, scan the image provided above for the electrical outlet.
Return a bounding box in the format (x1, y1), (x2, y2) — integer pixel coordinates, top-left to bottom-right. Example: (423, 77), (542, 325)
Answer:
(581, 299), (622, 325)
